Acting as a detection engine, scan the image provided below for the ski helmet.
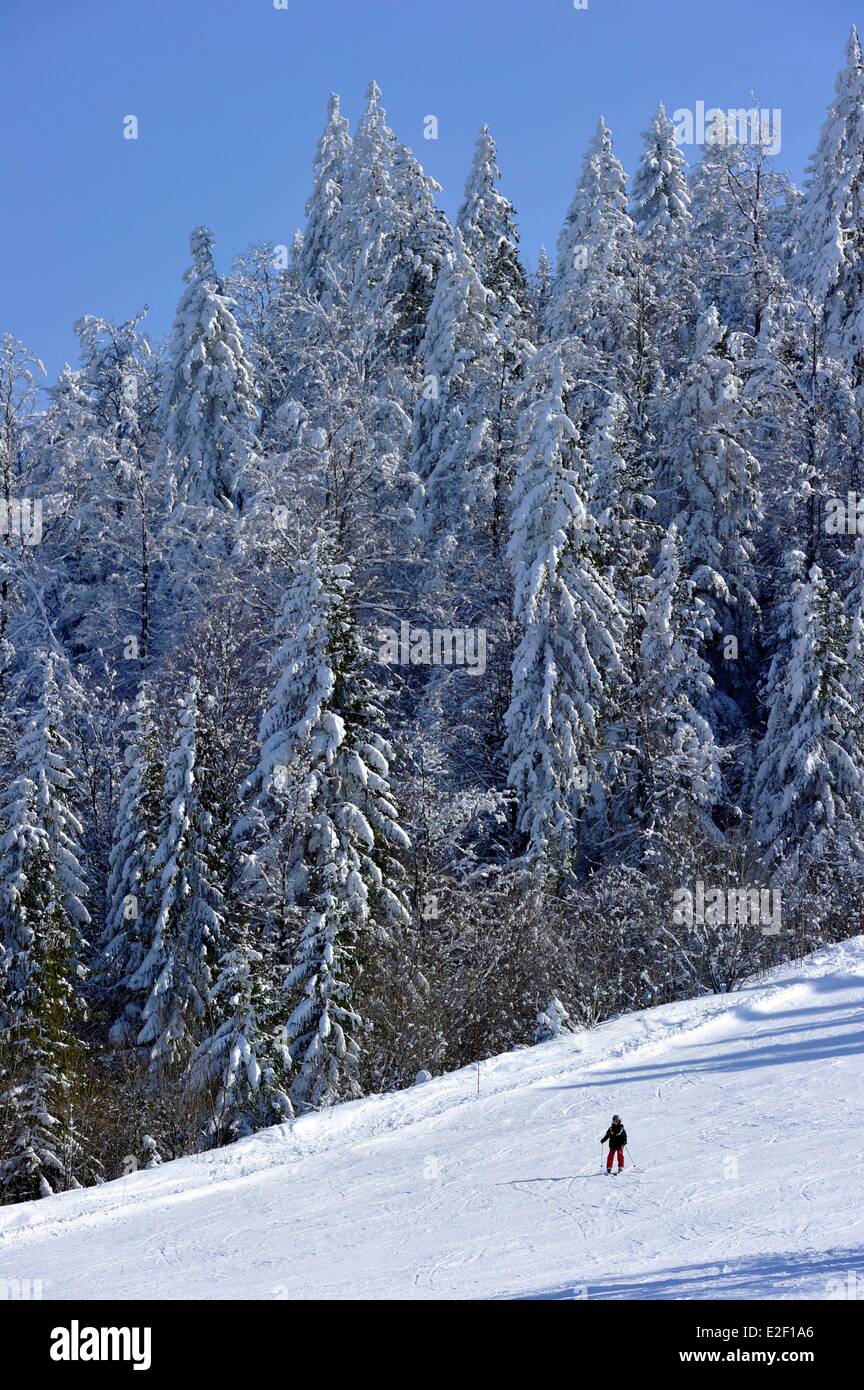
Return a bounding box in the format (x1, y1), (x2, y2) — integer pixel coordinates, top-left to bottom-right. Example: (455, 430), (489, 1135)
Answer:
(612, 1114), (621, 1122)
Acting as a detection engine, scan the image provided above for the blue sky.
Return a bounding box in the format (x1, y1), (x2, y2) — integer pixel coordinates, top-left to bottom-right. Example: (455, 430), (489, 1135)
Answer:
(0, 0), (859, 383)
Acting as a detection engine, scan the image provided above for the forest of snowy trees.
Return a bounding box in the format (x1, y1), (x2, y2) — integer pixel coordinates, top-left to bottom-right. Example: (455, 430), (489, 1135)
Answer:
(3, 30), (864, 1202)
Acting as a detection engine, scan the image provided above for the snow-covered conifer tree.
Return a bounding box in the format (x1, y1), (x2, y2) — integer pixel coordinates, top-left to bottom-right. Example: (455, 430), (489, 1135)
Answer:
(36, 316), (161, 669)
(456, 125), (529, 324)
(132, 676), (225, 1071)
(192, 914), (293, 1141)
(549, 118), (659, 419)
(531, 245), (554, 329)
(631, 102), (698, 370)
(795, 26), (864, 386)
(159, 227), (258, 513)
(637, 525), (721, 851)
(300, 93), (353, 302)
(504, 346), (626, 866)
(245, 544), (410, 1109)
(100, 683), (162, 1045)
(589, 392), (658, 616)
(631, 103), (692, 242)
(0, 651), (91, 1200)
(409, 232), (502, 559)
(337, 83), (448, 373)
(753, 556), (864, 878)
(666, 305), (762, 651)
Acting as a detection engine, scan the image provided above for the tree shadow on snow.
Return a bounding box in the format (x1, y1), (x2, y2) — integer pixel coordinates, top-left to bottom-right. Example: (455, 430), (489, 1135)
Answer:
(542, 1008), (864, 1092)
(511, 1245), (864, 1300)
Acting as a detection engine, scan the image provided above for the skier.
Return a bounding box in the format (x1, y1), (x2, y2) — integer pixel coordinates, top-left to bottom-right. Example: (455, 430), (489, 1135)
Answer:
(601, 1114), (627, 1173)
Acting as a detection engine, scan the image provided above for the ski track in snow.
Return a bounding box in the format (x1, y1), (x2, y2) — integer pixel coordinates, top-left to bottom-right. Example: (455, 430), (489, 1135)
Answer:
(1, 939), (863, 1300)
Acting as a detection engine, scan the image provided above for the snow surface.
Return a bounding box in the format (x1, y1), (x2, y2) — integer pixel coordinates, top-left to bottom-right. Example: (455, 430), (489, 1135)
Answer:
(1, 938), (863, 1301)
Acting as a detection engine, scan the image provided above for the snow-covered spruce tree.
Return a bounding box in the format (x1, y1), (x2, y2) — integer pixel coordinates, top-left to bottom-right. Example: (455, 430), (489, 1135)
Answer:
(456, 124), (529, 328)
(337, 81), (449, 373)
(846, 535), (864, 702)
(300, 93), (353, 303)
(666, 305), (762, 660)
(409, 231), (503, 561)
(588, 390), (658, 657)
(0, 650), (91, 1200)
(753, 555), (864, 880)
(31, 362), (91, 495)
(387, 139), (451, 366)
(191, 910), (293, 1142)
(504, 345), (626, 869)
(453, 128), (531, 548)
(630, 102), (699, 371)
(0, 336), (46, 677)
(845, 537), (864, 740)
(248, 543), (411, 1110)
(233, 551), (343, 947)
(587, 391), (661, 840)
(530, 245), (554, 331)
(549, 117), (660, 423)
(36, 328), (155, 670)
(406, 230), (520, 794)
(21, 363), (91, 651)
(131, 675), (225, 1073)
(159, 613), (285, 1141)
(0, 333), (44, 563)
(99, 682), (163, 1045)
(334, 80), (399, 322)
(795, 26), (864, 388)
(159, 226), (258, 514)
(631, 101), (692, 247)
(636, 524), (721, 856)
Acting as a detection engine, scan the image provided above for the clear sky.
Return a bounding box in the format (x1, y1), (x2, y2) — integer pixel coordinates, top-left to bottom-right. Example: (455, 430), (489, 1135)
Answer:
(0, 0), (859, 383)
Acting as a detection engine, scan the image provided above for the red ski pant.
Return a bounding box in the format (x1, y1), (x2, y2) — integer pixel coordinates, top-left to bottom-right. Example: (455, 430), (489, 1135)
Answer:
(606, 1147), (625, 1170)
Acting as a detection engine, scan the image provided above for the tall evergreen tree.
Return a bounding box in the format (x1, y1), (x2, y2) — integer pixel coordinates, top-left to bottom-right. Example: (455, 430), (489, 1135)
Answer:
(0, 651), (91, 1200)
(743, 295), (858, 566)
(337, 82), (448, 374)
(637, 524), (721, 854)
(131, 676), (225, 1072)
(631, 102), (698, 370)
(100, 683), (163, 1045)
(456, 124), (529, 324)
(753, 556), (864, 878)
(409, 232), (502, 560)
(300, 93), (353, 303)
(504, 346), (626, 866)
(796, 26), (864, 387)
(191, 911), (294, 1142)
(666, 305), (762, 657)
(549, 117), (659, 421)
(588, 390), (659, 682)
(530, 245), (554, 330)
(251, 544), (410, 1109)
(160, 227), (258, 513)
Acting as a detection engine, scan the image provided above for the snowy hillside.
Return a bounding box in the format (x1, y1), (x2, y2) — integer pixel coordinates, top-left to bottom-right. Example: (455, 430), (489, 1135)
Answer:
(1, 938), (862, 1302)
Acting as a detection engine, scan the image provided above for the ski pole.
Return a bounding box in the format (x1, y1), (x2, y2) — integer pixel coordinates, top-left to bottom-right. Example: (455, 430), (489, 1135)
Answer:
(625, 1145), (638, 1171)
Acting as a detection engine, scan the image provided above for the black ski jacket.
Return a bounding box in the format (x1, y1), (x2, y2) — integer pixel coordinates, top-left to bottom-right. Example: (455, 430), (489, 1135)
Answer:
(601, 1124), (627, 1150)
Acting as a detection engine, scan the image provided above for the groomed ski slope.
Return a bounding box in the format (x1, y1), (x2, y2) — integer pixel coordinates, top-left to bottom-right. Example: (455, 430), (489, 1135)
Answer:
(1, 938), (863, 1301)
